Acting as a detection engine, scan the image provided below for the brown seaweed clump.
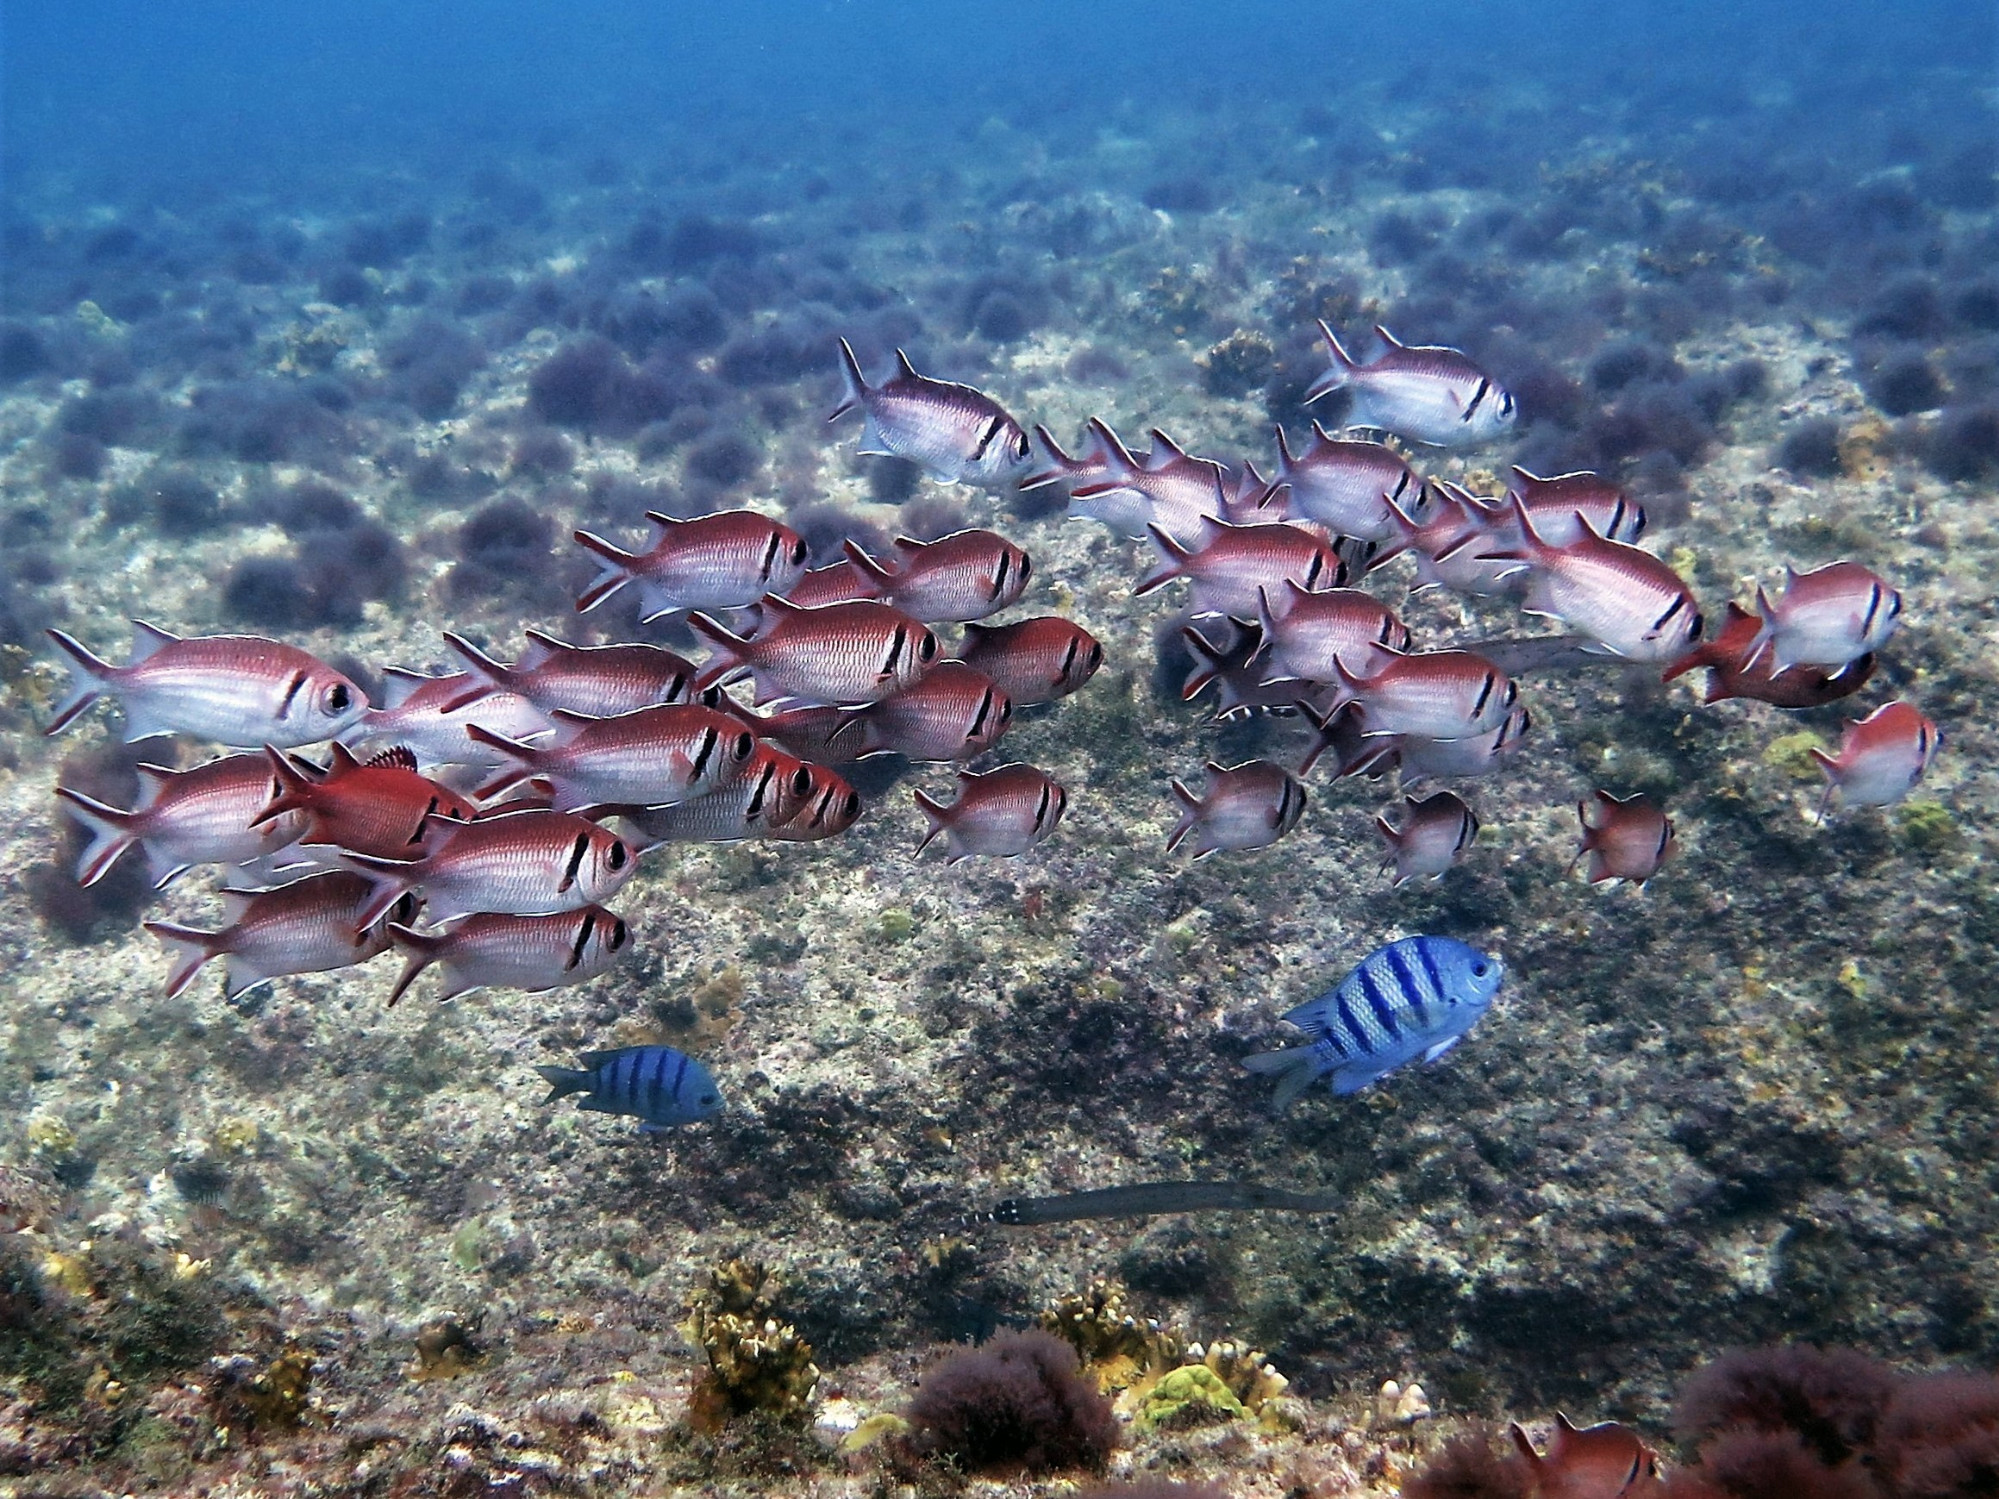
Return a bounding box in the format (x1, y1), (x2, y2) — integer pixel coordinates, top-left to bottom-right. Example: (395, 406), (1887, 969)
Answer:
(208, 1346), (313, 1432)
(904, 1327), (1119, 1476)
(683, 1260), (820, 1428)
(1199, 329), (1278, 397)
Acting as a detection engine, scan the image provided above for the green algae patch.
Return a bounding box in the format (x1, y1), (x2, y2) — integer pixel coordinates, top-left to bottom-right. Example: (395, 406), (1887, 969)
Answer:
(1136, 1365), (1246, 1430)
(1895, 799), (1959, 853)
(877, 909), (916, 943)
(1763, 731), (1829, 780)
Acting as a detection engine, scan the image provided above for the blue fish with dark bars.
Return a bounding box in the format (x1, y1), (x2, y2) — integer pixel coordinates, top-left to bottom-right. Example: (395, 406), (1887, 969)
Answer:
(536, 1045), (724, 1131)
(1244, 936), (1504, 1107)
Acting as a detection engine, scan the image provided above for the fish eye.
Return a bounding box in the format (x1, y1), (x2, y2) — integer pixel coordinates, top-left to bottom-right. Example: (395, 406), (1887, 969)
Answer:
(606, 839), (629, 871)
(999, 700), (1013, 724)
(1017, 555), (1032, 585)
(699, 1092), (719, 1107)
(1687, 611), (1705, 642)
(1500, 392), (1516, 417)
(918, 632), (938, 662)
(1087, 643), (1103, 670)
(843, 792), (862, 817)
(609, 918), (629, 949)
(733, 731), (755, 760)
(1472, 960), (1491, 977)
(392, 893), (420, 923)
(324, 682), (353, 714)
(789, 767), (814, 796)
(791, 538), (809, 566)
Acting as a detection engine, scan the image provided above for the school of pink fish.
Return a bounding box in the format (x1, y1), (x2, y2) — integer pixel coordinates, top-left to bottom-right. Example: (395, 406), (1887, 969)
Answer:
(44, 325), (1939, 1006)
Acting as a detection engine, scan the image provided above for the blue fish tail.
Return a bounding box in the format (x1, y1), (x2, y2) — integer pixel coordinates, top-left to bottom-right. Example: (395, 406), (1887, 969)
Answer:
(1243, 1045), (1324, 1112)
(535, 1064), (592, 1103)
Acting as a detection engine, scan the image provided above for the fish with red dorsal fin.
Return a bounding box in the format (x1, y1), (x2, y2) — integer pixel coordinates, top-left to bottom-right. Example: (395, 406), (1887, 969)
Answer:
(440, 630), (695, 718)
(1575, 790), (1676, 886)
(1255, 581), (1410, 686)
(1026, 418), (1229, 547)
(767, 763), (864, 842)
(1375, 482), (1523, 598)
(1482, 495), (1703, 663)
(957, 616), (1103, 705)
(386, 906), (632, 1007)
(1375, 791), (1479, 885)
(1509, 1414), (1662, 1498)
(573, 509), (809, 620)
(466, 702), (756, 810)
(778, 558), (884, 610)
(143, 872), (414, 1001)
(1661, 601), (1875, 708)
(914, 763), (1066, 861)
(1745, 560), (1902, 674)
(1266, 422), (1424, 541)
(1506, 467), (1647, 547)
(336, 807), (636, 928)
(837, 661), (1012, 763)
(1809, 700), (1940, 817)
(1167, 760), (1307, 857)
(1138, 516), (1347, 617)
(1306, 323), (1517, 447)
(257, 743), (476, 860)
(1179, 617), (1298, 720)
(829, 338), (1030, 490)
(45, 621), (367, 747)
(690, 597), (938, 707)
(1320, 645), (1518, 742)
(1397, 707), (1533, 782)
(842, 528), (1031, 623)
(347, 670), (555, 772)
(613, 743), (819, 845)
(56, 754), (306, 890)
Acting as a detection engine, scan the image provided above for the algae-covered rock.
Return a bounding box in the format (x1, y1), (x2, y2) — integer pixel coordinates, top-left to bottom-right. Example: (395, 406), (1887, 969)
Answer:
(1136, 1364), (1245, 1430)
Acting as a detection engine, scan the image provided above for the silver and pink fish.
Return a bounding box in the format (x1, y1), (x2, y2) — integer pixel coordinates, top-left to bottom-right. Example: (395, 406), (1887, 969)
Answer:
(615, 743), (819, 844)
(779, 559), (884, 610)
(843, 529), (1031, 623)
(834, 661), (1012, 763)
(442, 630), (695, 717)
(691, 597), (938, 707)
(914, 763), (1066, 861)
(1323, 645), (1518, 741)
(57, 753), (305, 889)
(1265, 423), (1424, 542)
(1306, 323), (1517, 448)
(386, 906), (631, 1006)
(1138, 517), (1346, 618)
(1483, 497), (1703, 663)
(1395, 707), (1533, 782)
(830, 339), (1030, 489)
(1748, 561), (1902, 673)
(956, 616), (1103, 705)
(1024, 420), (1228, 547)
(1811, 700), (1939, 814)
(1254, 581), (1411, 686)
(347, 670), (555, 773)
(574, 509), (810, 619)
(1374, 484), (1523, 598)
(1375, 791), (1479, 885)
(340, 807), (636, 927)
(1505, 467), (1646, 546)
(143, 871), (412, 1000)
(1575, 791), (1677, 886)
(766, 763), (864, 842)
(469, 702), (755, 810)
(1167, 759), (1307, 857)
(47, 621), (366, 747)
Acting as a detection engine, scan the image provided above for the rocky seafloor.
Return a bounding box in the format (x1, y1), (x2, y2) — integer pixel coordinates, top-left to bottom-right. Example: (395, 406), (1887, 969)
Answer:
(2, 64), (1997, 1497)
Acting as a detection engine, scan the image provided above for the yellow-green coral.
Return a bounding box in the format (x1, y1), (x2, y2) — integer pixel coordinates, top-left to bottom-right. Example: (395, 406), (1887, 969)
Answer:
(1135, 1365), (1244, 1430)
(684, 1262), (820, 1427)
(1190, 1339), (1289, 1411)
(1036, 1282), (1183, 1390)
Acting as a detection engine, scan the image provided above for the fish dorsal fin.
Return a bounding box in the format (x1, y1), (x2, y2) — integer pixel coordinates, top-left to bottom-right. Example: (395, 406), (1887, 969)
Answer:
(379, 668), (432, 710)
(1147, 428), (1189, 466)
(130, 619), (180, 661)
(517, 630), (568, 670)
(325, 742), (363, 774)
(133, 761), (178, 812)
(894, 348), (920, 379)
(842, 541), (897, 588)
(643, 510), (685, 531)
(1310, 418), (1339, 444)
(218, 888), (259, 923)
(1086, 417), (1139, 474)
(1508, 465), (1546, 494)
(365, 745), (419, 773)
(1372, 323), (1405, 351)
(1273, 424), (1296, 471)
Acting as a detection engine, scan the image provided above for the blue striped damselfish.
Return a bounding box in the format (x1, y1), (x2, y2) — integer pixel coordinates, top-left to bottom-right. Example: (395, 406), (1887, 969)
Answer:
(1244, 936), (1503, 1107)
(536, 1045), (724, 1131)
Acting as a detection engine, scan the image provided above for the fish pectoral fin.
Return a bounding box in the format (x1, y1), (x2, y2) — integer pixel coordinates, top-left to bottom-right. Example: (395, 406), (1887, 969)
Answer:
(857, 413), (894, 457)
(1421, 1036), (1463, 1065)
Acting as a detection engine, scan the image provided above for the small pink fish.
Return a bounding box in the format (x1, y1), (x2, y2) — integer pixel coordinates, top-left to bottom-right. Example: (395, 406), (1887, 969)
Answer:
(386, 906), (631, 1006)
(844, 529), (1031, 623)
(1139, 517), (1346, 617)
(1662, 601), (1876, 708)
(1323, 645), (1517, 741)
(766, 763), (864, 841)
(1575, 791), (1676, 886)
(1396, 707), (1533, 781)
(1265, 422), (1423, 542)
(831, 340), (1031, 489)
(1255, 580), (1410, 685)
(47, 621), (367, 746)
(835, 661), (1012, 762)
(143, 872), (413, 1000)
(1747, 561), (1902, 673)
(259, 744), (476, 860)
(348, 670), (555, 772)
(1376, 791), (1480, 884)
(340, 807), (636, 927)
(468, 703), (756, 810)
(57, 754), (305, 889)
(914, 763), (1066, 861)
(1484, 497), (1703, 663)
(1506, 467), (1647, 546)
(1810, 700), (1940, 813)
(615, 743), (818, 844)
(691, 597), (938, 707)
(1025, 420), (1228, 547)
(574, 509), (809, 619)
(1180, 617), (1302, 719)
(1375, 483), (1522, 598)
(779, 559), (883, 609)
(1509, 1414), (1661, 1499)
(956, 616), (1103, 705)
(1306, 323), (1517, 448)
(441, 630), (695, 717)
(1167, 760), (1307, 857)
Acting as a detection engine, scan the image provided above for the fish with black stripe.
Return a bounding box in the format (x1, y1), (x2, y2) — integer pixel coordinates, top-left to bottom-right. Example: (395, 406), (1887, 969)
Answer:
(536, 1045), (723, 1132)
(1244, 935), (1504, 1107)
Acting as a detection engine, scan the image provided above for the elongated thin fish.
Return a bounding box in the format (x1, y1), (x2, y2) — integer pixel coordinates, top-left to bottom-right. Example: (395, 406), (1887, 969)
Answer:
(1244, 935), (1504, 1106)
(387, 906), (631, 1006)
(143, 872), (413, 1001)
(57, 754), (305, 889)
(537, 1045), (723, 1132)
(1306, 323), (1517, 448)
(441, 630), (695, 717)
(830, 339), (1030, 489)
(574, 510), (809, 619)
(977, 1180), (1339, 1225)
(47, 622), (366, 747)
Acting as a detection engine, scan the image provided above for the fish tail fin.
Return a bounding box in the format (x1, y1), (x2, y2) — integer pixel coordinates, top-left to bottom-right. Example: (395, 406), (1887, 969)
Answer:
(1165, 778), (1202, 852)
(1304, 320), (1358, 404)
(384, 922), (443, 1007)
(1135, 523), (1193, 596)
(572, 530), (638, 613)
(687, 613), (751, 690)
(535, 1064), (593, 1103)
(438, 631), (512, 709)
(143, 920), (223, 1000)
(1019, 424), (1076, 490)
(1741, 585), (1779, 672)
(829, 337), (870, 421)
(44, 628), (114, 736)
(911, 787), (949, 852)
(1242, 1045), (1324, 1112)
(1807, 748), (1843, 824)
(332, 851), (423, 930)
(53, 785), (139, 887)
(465, 725), (540, 798)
